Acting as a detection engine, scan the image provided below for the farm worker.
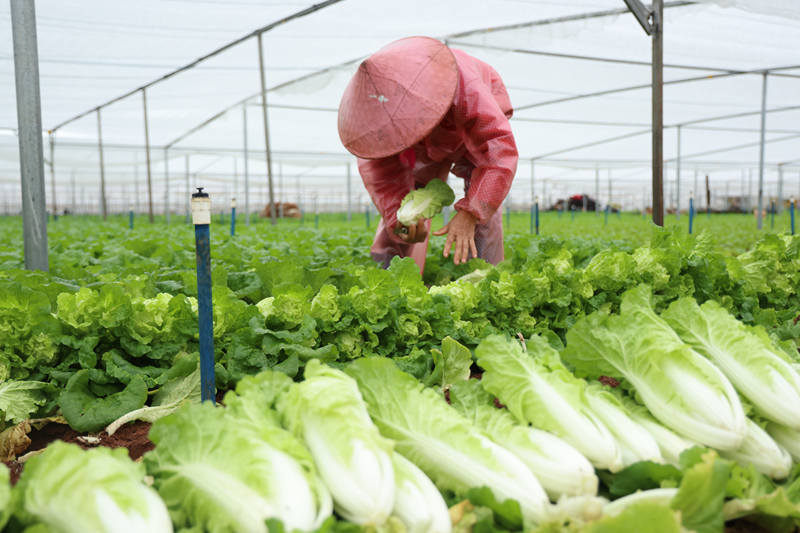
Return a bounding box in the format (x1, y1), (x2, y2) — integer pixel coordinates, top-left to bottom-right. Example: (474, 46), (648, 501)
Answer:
(337, 36), (518, 273)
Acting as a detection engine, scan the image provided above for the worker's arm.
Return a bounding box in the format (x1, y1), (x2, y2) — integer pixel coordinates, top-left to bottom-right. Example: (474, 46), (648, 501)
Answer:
(358, 152), (422, 244)
(434, 75), (518, 264)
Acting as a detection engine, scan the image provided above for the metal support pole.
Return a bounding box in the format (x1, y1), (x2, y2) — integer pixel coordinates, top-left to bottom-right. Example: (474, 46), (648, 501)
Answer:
(675, 125), (681, 221)
(70, 170), (76, 213)
(185, 155), (190, 223)
(346, 162), (352, 222)
(257, 33), (277, 226)
(604, 204), (609, 225)
(191, 188), (216, 403)
(790, 197), (795, 235)
(594, 166), (600, 214)
(164, 148), (170, 224)
(365, 202), (371, 228)
(134, 153), (140, 213)
(142, 88), (154, 223)
(757, 72), (768, 229)
(96, 109), (108, 220)
(689, 192), (694, 234)
(48, 132), (56, 218)
(11, 0), (48, 270)
(777, 164), (784, 214)
(243, 103), (250, 225)
(705, 174), (711, 217)
(652, 0), (664, 226)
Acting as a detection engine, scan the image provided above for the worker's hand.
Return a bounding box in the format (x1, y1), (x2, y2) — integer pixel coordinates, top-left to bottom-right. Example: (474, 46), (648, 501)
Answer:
(433, 210), (478, 265)
(395, 219), (428, 243)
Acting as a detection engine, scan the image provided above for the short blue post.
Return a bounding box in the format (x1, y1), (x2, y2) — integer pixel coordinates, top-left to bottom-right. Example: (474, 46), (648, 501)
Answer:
(230, 198), (236, 236)
(506, 203), (511, 229)
(688, 195), (694, 234)
(570, 208), (575, 221)
(535, 197), (540, 236)
(365, 204), (370, 228)
(191, 188), (216, 404)
(604, 204), (609, 226)
(791, 197), (796, 235)
(300, 207), (305, 226)
(128, 209), (134, 230)
(314, 196), (319, 229)
(529, 203), (534, 234)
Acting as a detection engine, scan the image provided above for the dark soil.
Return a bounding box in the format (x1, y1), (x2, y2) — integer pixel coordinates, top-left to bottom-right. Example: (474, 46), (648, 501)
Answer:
(4, 421), (154, 486)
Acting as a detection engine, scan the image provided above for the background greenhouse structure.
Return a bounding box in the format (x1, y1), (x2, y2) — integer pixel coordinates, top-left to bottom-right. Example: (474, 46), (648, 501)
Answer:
(3, 0), (800, 221)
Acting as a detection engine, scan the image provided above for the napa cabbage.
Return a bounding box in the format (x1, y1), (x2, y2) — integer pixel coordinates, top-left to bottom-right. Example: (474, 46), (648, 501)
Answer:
(396, 179), (455, 226)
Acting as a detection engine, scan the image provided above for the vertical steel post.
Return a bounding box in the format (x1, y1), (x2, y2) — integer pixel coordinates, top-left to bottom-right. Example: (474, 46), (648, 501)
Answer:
(365, 202), (370, 228)
(346, 162), (352, 222)
(70, 169), (76, 213)
(48, 132), (56, 218)
(675, 125), (681, 221)
(191, 188), (215, 403)
(604, 204), (609, 226)
(134, 153), (140, 213)
(777, 164), (784, 214)
(757, 72), (768, 230)
(11, 0), (48, 270)
(185, 154), (190, 223)
(256, 33), (276, 226)
(652, 0), (664, 226)
(790, 197), (795, 235)
(142, 88), (155, 223)
(705, 174), (711, 218)
(243, 103), (250, 225)
(96, 109), (108, 220)
(164, 148), (170, 224)
(689, 192), (694, 234)
(535, 196), (540, 235)
(594, 166), (600, 214)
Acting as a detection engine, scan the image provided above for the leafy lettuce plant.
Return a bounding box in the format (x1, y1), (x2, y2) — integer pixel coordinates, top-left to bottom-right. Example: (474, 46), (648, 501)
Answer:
(475, 335), (623, 472)
(11, 441), (172, 533)
(278, 360), (395, 526)
(564, 285), (747, 451)
(396, 179), (455, 226)
(662, 297), (800, 430)
(448, 379), (598, 499)
(345, 357), (550, 525)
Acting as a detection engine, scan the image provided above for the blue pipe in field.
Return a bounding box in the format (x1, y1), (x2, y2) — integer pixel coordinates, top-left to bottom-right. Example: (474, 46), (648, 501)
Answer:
(192, 188), (216, 404)
(689, 197), (694, 234)
(230, 198), (237, 236)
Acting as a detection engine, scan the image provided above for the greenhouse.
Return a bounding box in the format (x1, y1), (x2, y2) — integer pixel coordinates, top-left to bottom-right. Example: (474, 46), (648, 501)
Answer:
(3, 0), (800, 531)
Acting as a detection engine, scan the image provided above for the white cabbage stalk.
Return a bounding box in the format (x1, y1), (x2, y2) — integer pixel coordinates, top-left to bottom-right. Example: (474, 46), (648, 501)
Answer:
(584, 385), (663, 468)
(721, 418), (792, 480)
(17, 441), (173, 533)
(391, 454), (452, 533)
(628, 410), (696, 466)
(475, 335), (623, 471)
(663, 298), (800, 429)
(280, 361), (395, 526)
(603, 488), (678, 517)
(503, 428), (599, 498)
(563, 286), (747, 451)
(448, 379), (597, 499)
(345, 358), (550, 525)
(766, 422), (800, 462)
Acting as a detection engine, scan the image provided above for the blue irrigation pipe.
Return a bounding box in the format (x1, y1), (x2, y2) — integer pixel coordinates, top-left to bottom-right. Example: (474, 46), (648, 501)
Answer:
(604, 205), (609, 226)
(688, 197), (694, 234)
(191, 188), (216, 404)
(535, 199), (540, 235)
(230, 199), (236, 236)
(791, 198), (796, 235)
(506, 203), (511, 229)
(529, 203), (533, 234)
(128, 209), (134, 230)
(570, 208), (575, 221)
(365, 204), (371, 228)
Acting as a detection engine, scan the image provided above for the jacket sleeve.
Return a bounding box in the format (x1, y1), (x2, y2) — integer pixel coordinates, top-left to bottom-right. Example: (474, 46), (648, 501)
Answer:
(357, 154), (415, 244)
(453, 77), (518, 224)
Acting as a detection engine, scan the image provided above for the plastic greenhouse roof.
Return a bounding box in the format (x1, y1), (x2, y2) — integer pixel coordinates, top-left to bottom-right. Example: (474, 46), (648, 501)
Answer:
(2, 0), (799, 214)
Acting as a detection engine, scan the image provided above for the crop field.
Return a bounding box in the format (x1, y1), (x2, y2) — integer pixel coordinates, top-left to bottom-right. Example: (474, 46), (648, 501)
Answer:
(2, 212), (800, 532)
